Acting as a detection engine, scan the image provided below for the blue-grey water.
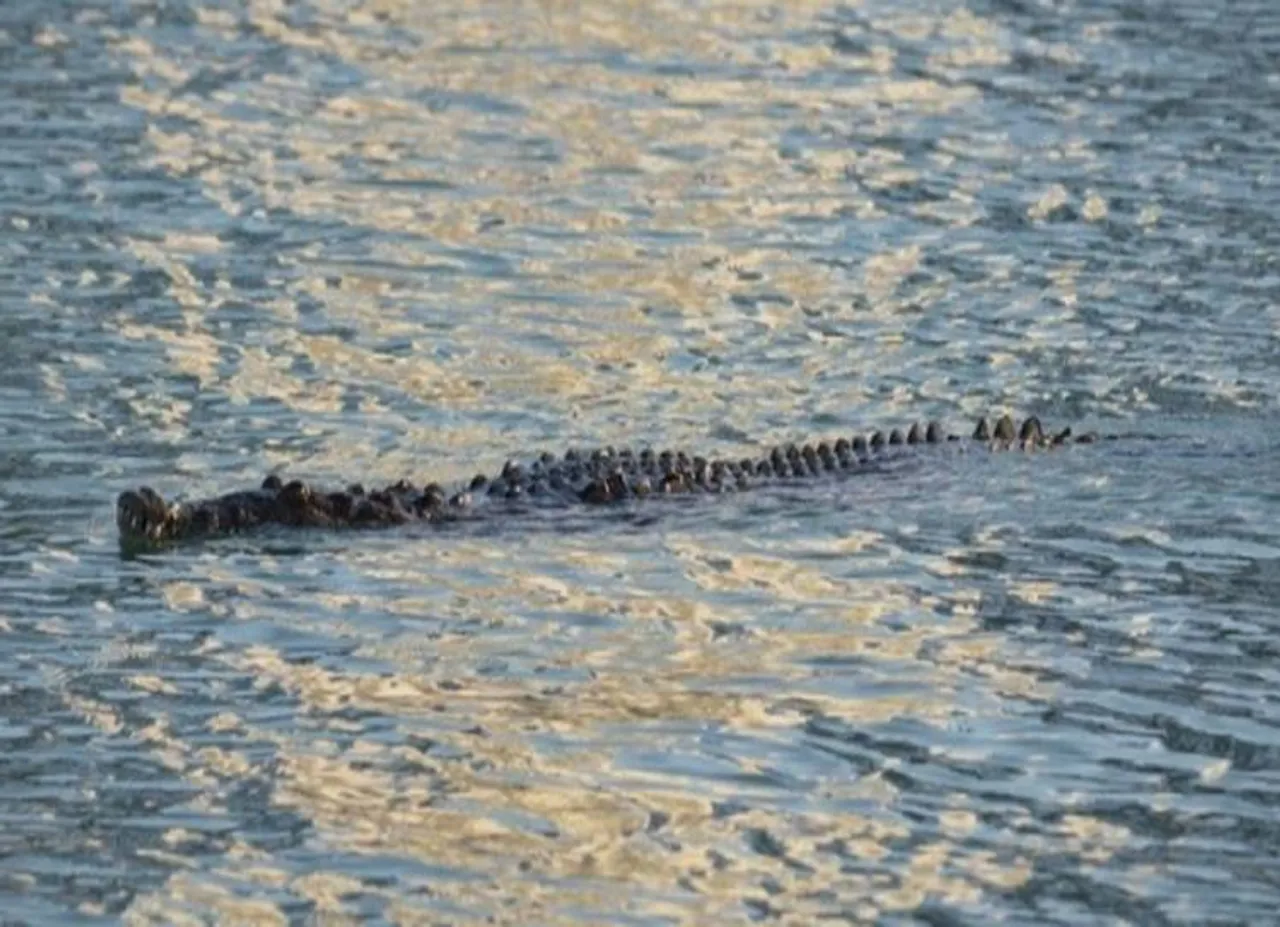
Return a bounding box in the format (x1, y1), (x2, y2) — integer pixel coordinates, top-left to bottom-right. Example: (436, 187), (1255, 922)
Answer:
(2, 0), (1279, 923)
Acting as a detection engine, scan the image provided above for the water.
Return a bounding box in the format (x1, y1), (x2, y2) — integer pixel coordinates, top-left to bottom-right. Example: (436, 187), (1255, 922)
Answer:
(2, 0), (1279, 922)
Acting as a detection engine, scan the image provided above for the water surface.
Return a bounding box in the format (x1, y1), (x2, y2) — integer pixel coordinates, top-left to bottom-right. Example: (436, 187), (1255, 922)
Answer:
(2, 0), (1279, 923)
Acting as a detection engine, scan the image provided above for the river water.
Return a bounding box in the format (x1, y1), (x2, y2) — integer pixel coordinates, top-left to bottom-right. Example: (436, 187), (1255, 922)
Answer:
(2, 0), (1279, 923)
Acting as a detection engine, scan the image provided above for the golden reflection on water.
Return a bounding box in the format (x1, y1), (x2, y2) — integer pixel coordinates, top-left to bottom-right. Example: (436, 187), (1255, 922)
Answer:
(113, 541), (1105, 923)
(98, 0), (1134, 921)
(109, 0), (1020, 445)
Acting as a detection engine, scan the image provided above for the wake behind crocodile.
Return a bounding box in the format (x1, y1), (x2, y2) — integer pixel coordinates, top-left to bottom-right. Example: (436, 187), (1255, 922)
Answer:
(115, 414), (1112, 551)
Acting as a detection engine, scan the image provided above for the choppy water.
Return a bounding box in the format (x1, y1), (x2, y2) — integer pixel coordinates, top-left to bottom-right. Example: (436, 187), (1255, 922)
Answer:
(2, 0), (1279, 923)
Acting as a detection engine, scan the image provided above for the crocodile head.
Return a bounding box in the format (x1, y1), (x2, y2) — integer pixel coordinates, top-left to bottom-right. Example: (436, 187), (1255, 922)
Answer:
(116, 487), (173, 544)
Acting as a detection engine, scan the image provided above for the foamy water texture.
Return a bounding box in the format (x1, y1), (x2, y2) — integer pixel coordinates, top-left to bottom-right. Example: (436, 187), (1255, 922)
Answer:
(2, 0), (1280, 923)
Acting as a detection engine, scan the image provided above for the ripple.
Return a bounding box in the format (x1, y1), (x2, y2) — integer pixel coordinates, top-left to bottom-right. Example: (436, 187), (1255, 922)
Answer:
(1, 0), (1279, 921)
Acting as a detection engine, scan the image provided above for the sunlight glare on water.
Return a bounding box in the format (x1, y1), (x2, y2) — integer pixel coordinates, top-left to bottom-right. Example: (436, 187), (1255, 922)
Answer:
(1, 0), (1279, 923)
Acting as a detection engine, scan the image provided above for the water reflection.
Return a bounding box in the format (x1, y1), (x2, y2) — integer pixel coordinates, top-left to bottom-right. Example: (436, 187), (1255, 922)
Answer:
(0, 0), (1278, 921)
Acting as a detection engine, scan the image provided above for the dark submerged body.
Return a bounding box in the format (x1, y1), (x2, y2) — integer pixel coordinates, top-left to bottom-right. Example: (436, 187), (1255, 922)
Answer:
(116, 414), (1096, 548)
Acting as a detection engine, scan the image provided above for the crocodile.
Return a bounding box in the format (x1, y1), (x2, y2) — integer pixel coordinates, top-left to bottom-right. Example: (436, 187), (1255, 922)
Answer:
(116, 414), (1100, 548)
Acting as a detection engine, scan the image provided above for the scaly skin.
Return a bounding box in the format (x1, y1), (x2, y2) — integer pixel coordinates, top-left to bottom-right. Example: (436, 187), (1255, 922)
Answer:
(116, 414), (1098, 547)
